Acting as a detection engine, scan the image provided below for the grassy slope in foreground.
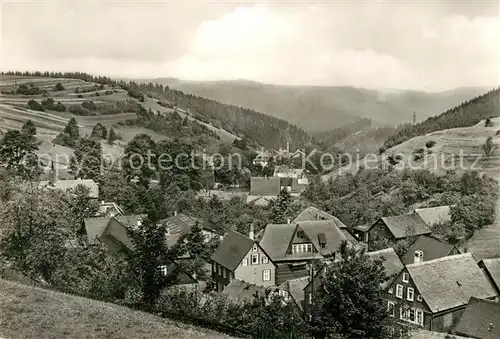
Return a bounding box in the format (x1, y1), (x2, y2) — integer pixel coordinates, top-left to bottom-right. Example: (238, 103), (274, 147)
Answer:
(0, 279), (232, 339)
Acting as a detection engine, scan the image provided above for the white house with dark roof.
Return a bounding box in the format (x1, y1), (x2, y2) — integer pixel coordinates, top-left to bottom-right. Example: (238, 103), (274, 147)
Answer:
(385, 253), (498, 333)
(211, 229), (275, 291)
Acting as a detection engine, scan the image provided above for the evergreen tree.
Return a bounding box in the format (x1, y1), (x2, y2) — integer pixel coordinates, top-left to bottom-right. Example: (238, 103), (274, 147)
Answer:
(482, 136), (497, 157)
(107, 127), (117, 144)
(122, 134), (157, 187)
(127, 217), (171, 307)
(91, 123), (107, 140)
(270, 188), (292, 224)
(21, 120), (37, 137)
(69, 137), (102, 180)
(0, 130), (39, 178)
(63, 117), (80, 142)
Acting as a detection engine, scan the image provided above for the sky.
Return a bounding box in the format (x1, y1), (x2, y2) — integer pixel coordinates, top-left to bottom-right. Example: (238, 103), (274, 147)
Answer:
(1, 1), (499, 91)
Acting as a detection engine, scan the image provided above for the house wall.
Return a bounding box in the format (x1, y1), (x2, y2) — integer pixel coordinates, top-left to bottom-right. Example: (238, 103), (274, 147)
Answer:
(275, 262), (309, 285)
(303, 267), (326, 315)
(368, 221), (395, 250)
(385, 269), (430, 329)
(212, 261), (233, 292)
(430, 308), (465, 333)
(234, 245), (275, 287)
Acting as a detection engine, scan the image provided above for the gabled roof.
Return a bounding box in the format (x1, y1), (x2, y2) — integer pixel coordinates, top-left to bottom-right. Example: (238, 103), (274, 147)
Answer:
(401, 235), (457, 265)
(366, 248), (404, 289)
(410, 330), (468, 339)
(84, 217), (111, 244)
(453, 297), (500, 339)
(406, 253), (498, 313)
(223, 279), (272, 305)
(39, 179), (99, 198)
(211, 230), (255, 271)
(480, 258), (500, 292)
(379, 214), (431, 239)
(467, 224), (500, 261)
(258, 224), (297, 260)
(293, 206), (348, 228)
(84, 214), (145, 247)
(298, 220), (355, 257)
(159, 213), (219, 235)
(97, 202), (124, 217)
(250, 177), (281, 196)
(414, 206), (452, 226)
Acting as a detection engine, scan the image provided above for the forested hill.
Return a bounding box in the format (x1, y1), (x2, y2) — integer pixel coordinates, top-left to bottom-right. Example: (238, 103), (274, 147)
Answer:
(2, 71), (313, 150)
(383, 87), (500, 149)
(134, 82), (313, 150)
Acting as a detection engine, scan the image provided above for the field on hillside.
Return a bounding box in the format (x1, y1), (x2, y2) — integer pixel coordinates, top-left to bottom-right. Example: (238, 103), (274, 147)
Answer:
(0, 76), (239, 172)
(322, 117), (500, 181)
(0, 279), (233, 339)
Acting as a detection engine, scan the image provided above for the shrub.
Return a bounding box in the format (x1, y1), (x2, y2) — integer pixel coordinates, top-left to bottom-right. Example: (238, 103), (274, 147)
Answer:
(53, 102), (66, 112)
(425, 140), (436, 148)
(27, 99), (45, 112)
(54, 83), (65, 91)
(485, 118), (493, 127)
(68, 105), (90, 116)
(16, 84), (41, 95)
(81, 100), (97, 111)
(77, 94), (83, 98)
(378, 146), (386, 155)
(413, 148), (425, 154)
(496, 130), (500, 136)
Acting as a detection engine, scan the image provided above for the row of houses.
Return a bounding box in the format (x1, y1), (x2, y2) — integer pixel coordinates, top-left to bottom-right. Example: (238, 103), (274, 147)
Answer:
(210, 205), (500, 338)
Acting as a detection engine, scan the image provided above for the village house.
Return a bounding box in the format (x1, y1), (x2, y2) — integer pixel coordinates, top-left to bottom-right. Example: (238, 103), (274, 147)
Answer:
(39, 178), (99, 198)
(211, 229), (275, 292)
(465, 223), (500, 261)
(400, 235), (460, 265)
(247, 176), (281, 206)
(353, 214), (431, 249)
(158, 212), (221, 249)
(96, 201), (124, 217)
(385, 253), (497, 333)
(451, 297), (500, 339)
(413, 206), (452, 227)
(222, 279), (275, 306)
(478, 258), (500, 295)
(257, 219), (357, 285)
(303, 247), (404, 316)
(276, 276), (310, 313)
(83, 214), (197, 286)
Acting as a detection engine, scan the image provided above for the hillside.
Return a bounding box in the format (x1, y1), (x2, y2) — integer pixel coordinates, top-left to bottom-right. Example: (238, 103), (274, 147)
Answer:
(0, 279), (233, 339)
(146, 78), (488, 133)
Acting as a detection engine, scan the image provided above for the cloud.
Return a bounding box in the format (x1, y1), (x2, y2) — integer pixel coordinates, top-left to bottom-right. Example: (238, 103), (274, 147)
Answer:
(1, 2), (498, 90)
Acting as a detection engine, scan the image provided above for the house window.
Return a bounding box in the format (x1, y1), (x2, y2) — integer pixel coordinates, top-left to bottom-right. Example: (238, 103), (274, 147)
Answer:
(320, 243), (326, 249)
(159, 265), (168, 276)
(407, 287), (414, 301)
(307, 244), (312, 252)
(417, 295), (422, 302)
(308, 292), (312, 304)
(402, 273), (409, 283)
(253, 245), (258, 252)
(262, 269), (271, 281)
(399, 307), (405, 320)
(416, 309), (423, 326)
(408, 309), (415, 322)
(251, 253), (259, 265)
(242, 258), (248, 266)
(388, 287), (394, 294)
(387, 301), (395, 317)
(396, 284), (403, 299)
(261, 255), (269, 264)
(278, 290), (289, 301)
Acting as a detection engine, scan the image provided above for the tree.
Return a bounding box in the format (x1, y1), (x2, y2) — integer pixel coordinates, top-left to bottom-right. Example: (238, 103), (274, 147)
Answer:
(482, 136), (497, 157)
(127, 217), (172, 307)
(310, 244), (398, 339)
(123, 134), (157, 187)
(270, 188), (292, 224)
(68, 184), (100, 235)
(69, 137), (102, 180)
(21, 120), (37, 137)
(91, 123), (107, 140)
(27, 99), (45, 112)
(485, 118), (493, 127)
(54, 82), (65, 91)
(425, 140), (436, 148)
(0, 130), (39, 178)
(156, 139), (201, 190)
(107, 127), (117, 144)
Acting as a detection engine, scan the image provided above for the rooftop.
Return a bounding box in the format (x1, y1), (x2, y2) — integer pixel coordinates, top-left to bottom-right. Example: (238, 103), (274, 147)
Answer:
(467, 224), (500, 261)
(250, 177), (281, 196)
(413, 205), (452, 226)
(293, 206), (348, 229)
(366, 248), (404, 289)
(211, 231), (256, 271)
(480, 258), (500, 292)
(406, 253), (498, 313)
(222, 280), (271, 305)
(401, 235), (456, 265)
(452, 297), (500, 339)
(380, 214), (431, 239)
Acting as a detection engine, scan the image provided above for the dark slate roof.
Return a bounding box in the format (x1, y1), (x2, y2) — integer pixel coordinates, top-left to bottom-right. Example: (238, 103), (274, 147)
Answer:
(293, 207), (348, 228)
(380, 214), (431, 239)
(84, 217), (112, 244)
(414, 206), (452, 226)
(223, 279), (272, 305)
(353, 224), (371, 232)
(101, 219), (134, 250)
(211, 230), (255, 271)
(84, 215), (145, 248)
(298, 220), (355, 257)
(481, 258), (500, 291)
(406, 253), (498, 313)
(159, 213), (219, 235)
(250, 177), (281, 196)
(258, 224), (297, 260)
(366, 248), (405, 289)
(453, 297), (500, 339)
(401, 235), (456, 265)
(467, 224), (500, 261)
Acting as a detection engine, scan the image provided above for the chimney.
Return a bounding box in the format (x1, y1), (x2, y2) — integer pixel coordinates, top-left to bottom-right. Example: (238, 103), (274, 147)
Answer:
(249, 224), (255, 240)
(414, 250), (423, 264)
(287, 218), (291, 224)
(174, 210), (177, 216)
